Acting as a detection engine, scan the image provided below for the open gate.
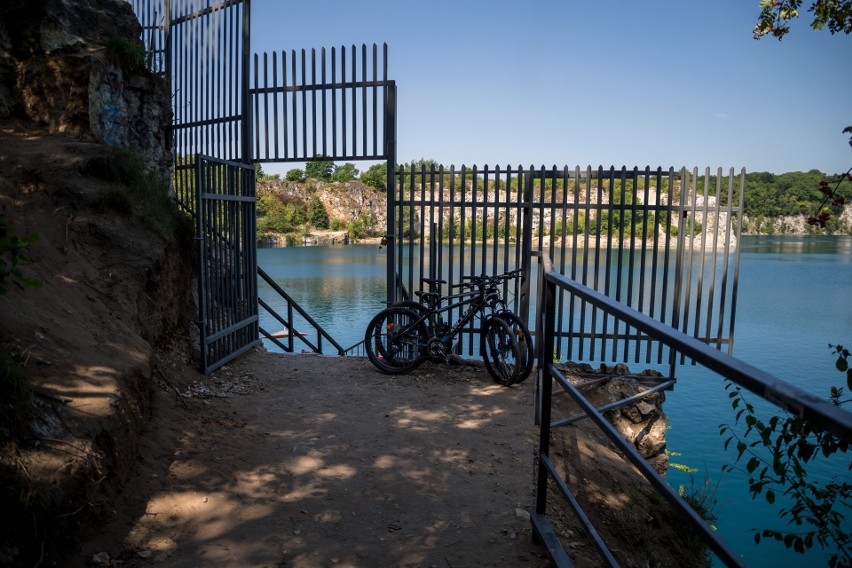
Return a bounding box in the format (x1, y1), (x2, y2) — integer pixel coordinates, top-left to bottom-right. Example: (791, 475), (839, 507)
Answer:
(129, 0), (255, 372)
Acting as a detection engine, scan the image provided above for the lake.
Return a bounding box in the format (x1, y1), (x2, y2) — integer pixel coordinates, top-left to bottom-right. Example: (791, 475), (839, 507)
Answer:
(257, 235), (852, 567)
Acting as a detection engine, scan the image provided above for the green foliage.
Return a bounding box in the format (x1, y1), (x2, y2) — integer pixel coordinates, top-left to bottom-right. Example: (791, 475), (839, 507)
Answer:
(0, 220), (41, 295)
(754, 0), (852, 40)
(305, 157), (334, 181)
(307, 196), (329, 229)
(360, 163), (387, 192)
(254, 163), (279, 181)
(88, 148), (184, 238)
(332, 163), (359, 182)
(286, 168), (304, 182)
(103, 35), (147, 75)
(719, 345), (851, 566)
(256, 192), (307, 236)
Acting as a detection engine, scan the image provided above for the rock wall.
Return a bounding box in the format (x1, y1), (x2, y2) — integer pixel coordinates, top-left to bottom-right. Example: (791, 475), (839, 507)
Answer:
(0, 0), (171, 176)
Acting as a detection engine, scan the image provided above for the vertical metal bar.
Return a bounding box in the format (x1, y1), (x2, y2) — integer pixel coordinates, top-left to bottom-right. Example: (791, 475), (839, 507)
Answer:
(241, 0), (251, 163)
(727, 169), (745, 356)
(520, 169), (534, 328)
(331, 47), (337, 157)
(311, 48), (317, 157)
(196, 157), (207, 372)
(577, 167), (592, 360)
(300, 49), (307, 158)
(418, 164), (426, 284)
(637, 167), (650, 361)
(281, 50), (288, 159)
(591, 167), (604, 359)
(385, 82), (397, 303)
(704, 168), (723, 348)
(535, 274), (556, 516)
(361, 43), (367, 157)
(262, 51), (270, 161)
(625, 167), (639, 362)
(351, 44), (356, 157)
(372, 43), (378, 157)
(253, 53), (261, 160)
(446, 166), (455, 294)
(272, 50), (279, 159)
(600, 167), (614, 361)
(613, 167), (626, 361)
(321, 47), (327, 157)
(341, 45), (347, 158)
(290, 50), (297, 158)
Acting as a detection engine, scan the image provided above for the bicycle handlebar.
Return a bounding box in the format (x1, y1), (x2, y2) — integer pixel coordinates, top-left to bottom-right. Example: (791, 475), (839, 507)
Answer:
(451, 269), (524, 290)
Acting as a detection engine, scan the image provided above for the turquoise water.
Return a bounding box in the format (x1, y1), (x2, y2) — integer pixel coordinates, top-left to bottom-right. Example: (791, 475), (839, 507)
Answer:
(258, 236), (852, 566)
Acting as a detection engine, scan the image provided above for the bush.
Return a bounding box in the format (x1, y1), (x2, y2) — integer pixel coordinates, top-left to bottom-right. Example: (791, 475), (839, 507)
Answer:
(286, 168), (304, 182)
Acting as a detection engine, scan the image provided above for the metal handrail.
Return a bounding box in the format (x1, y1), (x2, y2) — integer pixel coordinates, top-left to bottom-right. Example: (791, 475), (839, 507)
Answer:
(257, 266), (346, 355)
(532, 251), (852, 568)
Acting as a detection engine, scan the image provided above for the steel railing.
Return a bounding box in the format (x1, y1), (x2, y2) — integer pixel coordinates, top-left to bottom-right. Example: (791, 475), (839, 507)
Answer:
(257, 266), (346, 355)
(532, 251), (852, 567)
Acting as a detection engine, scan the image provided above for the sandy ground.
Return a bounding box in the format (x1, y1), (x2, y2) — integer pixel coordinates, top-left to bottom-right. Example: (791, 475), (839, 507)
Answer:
(71, 350), (552, 568)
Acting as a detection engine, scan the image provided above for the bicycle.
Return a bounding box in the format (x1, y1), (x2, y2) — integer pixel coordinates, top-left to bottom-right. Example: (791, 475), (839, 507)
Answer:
(364, 269), (534, 386)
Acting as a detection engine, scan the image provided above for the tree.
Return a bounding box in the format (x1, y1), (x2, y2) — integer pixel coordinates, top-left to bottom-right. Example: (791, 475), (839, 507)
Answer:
(331, 162), (359, 182)
(307, 195), (329, 229)
(752, 1), (851, 229)
(360, 163), (387, 192)
(304, 157), (334, 181)
(754, 0), (852, 39)
(286, 168), (304, 182)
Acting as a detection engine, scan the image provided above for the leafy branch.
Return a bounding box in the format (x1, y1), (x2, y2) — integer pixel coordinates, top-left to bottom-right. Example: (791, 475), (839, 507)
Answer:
(0, 219), (42, 296)
(718, 345), (851, 566)
(808, 165), (852, 228)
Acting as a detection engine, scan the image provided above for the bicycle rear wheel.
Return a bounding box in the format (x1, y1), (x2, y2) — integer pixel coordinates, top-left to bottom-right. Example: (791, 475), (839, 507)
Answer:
(493, 311), (534, 384)
(481, 316), (522, 386)
(364, 306), (426, 374)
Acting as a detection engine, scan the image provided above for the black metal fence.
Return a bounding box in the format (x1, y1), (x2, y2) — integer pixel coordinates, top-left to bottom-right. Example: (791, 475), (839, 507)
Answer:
(532, 251), (852, 567)
(250, 43), (394, 164)
(393, 164), (745, 374)
(195, 155), (258, 374)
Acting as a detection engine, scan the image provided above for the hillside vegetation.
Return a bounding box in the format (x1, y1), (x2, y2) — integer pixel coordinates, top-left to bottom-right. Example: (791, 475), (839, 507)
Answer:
(257, 163), (852, 243)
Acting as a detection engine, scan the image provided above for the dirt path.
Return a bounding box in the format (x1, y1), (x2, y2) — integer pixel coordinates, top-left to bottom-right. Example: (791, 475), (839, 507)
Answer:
(72, 351), (551, 568)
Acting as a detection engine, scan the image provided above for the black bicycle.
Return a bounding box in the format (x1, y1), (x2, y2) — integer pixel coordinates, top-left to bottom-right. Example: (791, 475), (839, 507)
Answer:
(364, 270), (533, 385)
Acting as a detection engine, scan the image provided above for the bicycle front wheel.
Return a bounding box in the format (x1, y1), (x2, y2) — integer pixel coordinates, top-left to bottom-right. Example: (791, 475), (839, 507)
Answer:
(481, 316), (522, 386)
(364, 306), (427, 374)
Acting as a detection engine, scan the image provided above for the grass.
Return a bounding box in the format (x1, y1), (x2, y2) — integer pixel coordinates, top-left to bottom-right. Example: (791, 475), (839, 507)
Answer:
(87, 148), (191, 239)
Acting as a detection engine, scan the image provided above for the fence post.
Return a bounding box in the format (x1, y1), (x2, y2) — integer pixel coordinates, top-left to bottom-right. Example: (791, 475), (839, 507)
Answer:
(520, 168), (534, 323)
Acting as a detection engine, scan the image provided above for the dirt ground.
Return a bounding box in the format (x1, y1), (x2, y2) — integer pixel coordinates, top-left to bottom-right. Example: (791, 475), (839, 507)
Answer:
(0, 123), (698, 568)
(69, 350), (553, 568)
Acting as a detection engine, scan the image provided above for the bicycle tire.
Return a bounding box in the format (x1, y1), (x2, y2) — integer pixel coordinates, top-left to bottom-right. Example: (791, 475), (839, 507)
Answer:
(481, 316), (522, 386)
(364, 306), (427, 374)
(493, 311), (534, 384)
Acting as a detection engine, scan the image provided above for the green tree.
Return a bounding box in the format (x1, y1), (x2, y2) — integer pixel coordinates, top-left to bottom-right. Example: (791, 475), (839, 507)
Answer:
(754, 0), (852, 39)
(286, 168), (304, 182)
(361, 163), (387, 192)
(305, 157), (334, 181)
(332, 162), (359, 182)
(307, 195), (329, 229)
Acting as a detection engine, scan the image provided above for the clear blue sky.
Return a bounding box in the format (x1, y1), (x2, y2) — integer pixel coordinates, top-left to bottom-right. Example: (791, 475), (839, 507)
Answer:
(251, 0), (851, 175)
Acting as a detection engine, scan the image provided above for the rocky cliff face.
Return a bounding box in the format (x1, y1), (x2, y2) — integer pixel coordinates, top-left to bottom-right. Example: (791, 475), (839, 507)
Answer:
(0, 0), (171, 176)
(0, 2), (191, 566)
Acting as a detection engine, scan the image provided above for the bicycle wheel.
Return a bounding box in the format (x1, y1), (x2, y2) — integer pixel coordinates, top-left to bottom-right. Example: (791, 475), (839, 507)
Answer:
(494, 311), (534, 384)
(481, 316), (522, 386)
(364, 306), (427, 374)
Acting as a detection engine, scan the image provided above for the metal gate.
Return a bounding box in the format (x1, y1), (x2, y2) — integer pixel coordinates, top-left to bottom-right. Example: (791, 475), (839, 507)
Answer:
(195, 156), (258, 373)
(128, 0), (256, 372)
